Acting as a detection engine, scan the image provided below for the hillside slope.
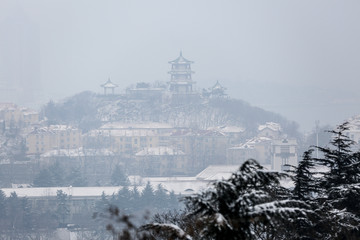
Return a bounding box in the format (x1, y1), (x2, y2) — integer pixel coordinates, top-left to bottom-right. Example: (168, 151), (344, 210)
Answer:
(42, 91), (300, 137)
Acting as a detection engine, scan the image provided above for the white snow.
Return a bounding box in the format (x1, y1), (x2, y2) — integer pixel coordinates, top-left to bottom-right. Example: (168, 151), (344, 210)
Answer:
(135, 147), (185, 156)
(258, 122), (282, 132)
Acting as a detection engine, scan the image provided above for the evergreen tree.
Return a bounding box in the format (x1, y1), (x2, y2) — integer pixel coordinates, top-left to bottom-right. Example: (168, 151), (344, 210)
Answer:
(128, 186), (141, 211)
(49, 162), (66, 186)
(315, 122), (360, 238)
(115, 186), (132, 211)
(95, 192), (109, 214)
(111, 165), (130, 186)
(290, 149), (320, 201)
(0, 190), (7, 219)
(7, 192), (22, 233)
(168, 191), (180, 210)
(154, 184), (168, 209)
(146, 160), (311, 240)
(316, 122), (357, 187)
(140, 182), (155, 207)
(67, 167), (88, 187)
(55, 190), (70, 225)
(21, 197), (33, 230)
(33, 169), (54, 187)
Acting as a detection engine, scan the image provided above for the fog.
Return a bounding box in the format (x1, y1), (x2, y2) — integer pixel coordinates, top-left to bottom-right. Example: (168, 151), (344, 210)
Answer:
(1, 0), (360, 131)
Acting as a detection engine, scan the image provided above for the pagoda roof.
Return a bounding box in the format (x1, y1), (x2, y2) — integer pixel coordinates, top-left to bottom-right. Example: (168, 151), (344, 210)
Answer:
(169, 51), (194, 64)
(211, 81), (226, 91)
(101, 78), (118, 88)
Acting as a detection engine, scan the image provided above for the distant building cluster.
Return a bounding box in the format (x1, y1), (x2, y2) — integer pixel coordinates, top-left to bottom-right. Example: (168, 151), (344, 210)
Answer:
(0, 53), (302, 192)
(21, 118), (297, 175)
(0, 103), (299, 177)
(0, 53), (301, 181)
(0, 103), (39, 130)
(100, 52), (227, 104)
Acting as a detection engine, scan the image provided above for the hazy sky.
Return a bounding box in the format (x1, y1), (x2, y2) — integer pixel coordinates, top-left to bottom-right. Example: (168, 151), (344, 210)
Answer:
(0, 0), (359, 131)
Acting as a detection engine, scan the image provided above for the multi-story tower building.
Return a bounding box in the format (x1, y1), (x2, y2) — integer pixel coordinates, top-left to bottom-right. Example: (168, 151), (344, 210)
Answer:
(168, 52), (195, 94)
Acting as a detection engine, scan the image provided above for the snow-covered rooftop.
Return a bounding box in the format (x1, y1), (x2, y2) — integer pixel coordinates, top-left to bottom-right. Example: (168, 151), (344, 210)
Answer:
(101, 122), (174, 130)
(29, 125), (80, 134)
(22, 111), (38, 116)
(101, 78), (118, 88)
(1, 186), (127, 198)
(111, 129), (158, 137)
(208, 125), (245, 133)
(135, 147), (185, 156)
(211, 81), (226, 91)
(196, 165), (241, 180)
(258, 122), (282, 132)
(1, 163), (289, 198)
(1, 180), (208, 198)
(41, 148), (115, 158)
(230, 137), (272, 149)
(168, 51), (194, 64)
(171, 129), (226, 137)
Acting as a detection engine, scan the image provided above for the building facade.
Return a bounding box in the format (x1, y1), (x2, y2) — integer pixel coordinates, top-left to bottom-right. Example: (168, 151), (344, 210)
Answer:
(26, 125), (82, 155)
(272, 138), (298, 172)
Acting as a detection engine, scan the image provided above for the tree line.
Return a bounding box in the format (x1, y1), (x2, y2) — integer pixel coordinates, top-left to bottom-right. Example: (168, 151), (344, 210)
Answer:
(0, 182), (180, 240)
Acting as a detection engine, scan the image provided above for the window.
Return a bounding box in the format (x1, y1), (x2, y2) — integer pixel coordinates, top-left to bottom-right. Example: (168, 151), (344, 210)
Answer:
(280, 146), (290, 153)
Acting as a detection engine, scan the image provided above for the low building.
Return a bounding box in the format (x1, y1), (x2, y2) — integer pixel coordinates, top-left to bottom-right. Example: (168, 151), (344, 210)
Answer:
(0, 103), (39, 129)
(170, 129), (229, 172)
(226, 137), (272, 165)
(135, 147), (186, 176)
(26, 125), (82, 155)
(258, 122), (282, 139)
(272, 138), (298, 172)
(88, 122), (179, 156)
(208, 125), (245, 145)
(126, 82), (165, 100)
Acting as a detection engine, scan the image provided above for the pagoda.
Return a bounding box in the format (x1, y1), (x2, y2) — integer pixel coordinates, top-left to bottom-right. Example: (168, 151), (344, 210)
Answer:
(168, 51), (195, 94)
(210, 81), (227, 97)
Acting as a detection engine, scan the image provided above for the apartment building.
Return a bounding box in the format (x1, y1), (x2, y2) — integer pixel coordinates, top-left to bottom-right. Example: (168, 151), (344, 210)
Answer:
(0, 103), (39, 129)
(26, 125), (82, 155)
(227, 137), (273, 166)
(86, 122), (178, 156)
(257, 122), (282, 139)
(135, 147), (186, 176)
